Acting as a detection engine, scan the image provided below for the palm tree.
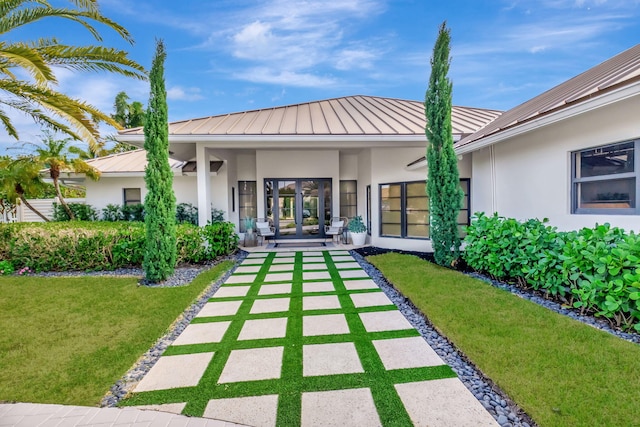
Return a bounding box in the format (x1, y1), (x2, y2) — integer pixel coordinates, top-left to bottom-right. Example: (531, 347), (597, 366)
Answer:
(0, 156), (50, 222)
(28, 132), (100, 220)
(0, 0), (146, 150)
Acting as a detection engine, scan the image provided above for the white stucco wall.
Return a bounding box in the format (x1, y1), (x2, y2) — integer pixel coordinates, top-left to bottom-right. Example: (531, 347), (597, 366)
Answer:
(470, 94), (640, 232)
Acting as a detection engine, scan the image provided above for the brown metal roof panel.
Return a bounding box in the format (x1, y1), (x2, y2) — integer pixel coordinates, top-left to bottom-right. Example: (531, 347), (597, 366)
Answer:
(326, 99), (361, 134)
(226, 111), (261, 134)
(279, 106), (299, 133)
(243, 108), (273, 134)
(261, 107), (286, 134)
(308, 102), (331, 134)
(296, 103), (314, 134)
(337, 97), (379, 134)
(358, 96), (420, 134)
(319, 100), (347, 134)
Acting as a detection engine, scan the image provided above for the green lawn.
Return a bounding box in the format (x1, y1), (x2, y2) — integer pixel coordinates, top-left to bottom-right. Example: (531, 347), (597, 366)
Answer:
(0, 261), (233, 406)
(368, 253), (640, 427)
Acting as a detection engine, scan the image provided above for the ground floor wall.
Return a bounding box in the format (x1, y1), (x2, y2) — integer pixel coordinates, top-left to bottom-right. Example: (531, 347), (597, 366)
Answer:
(470, 94), (640, 233)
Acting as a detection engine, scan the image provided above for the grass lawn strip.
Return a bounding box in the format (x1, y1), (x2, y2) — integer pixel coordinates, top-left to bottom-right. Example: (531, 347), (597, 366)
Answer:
(120, 251), (460, 426)
(0, 262), (234, 406)
(368, 252), (640, 427)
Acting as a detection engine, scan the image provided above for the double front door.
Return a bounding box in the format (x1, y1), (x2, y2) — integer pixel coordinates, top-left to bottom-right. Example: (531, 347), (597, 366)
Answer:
(265, 179), (332, 239)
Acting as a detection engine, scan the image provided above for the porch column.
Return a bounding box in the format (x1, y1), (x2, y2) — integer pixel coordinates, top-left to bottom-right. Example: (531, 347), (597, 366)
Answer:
(196, 144), (211, 226)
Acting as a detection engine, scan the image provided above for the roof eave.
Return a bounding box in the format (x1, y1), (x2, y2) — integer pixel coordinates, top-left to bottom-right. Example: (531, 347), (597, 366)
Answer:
(455, 81), (640, 155)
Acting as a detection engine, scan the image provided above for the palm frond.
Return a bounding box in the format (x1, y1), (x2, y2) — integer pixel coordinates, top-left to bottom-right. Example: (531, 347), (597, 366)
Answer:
(0, 106), (19, 139)
(0, 0), (50, 20)
(0, 41), (55, 84)
(38, 45), (147, 79)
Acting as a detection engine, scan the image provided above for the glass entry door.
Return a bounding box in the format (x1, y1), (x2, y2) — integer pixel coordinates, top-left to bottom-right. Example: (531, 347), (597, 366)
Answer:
(265, 178), (332, 239)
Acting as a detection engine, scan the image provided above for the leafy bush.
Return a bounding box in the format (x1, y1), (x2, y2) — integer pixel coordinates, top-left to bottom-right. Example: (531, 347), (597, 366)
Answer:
(122, 203), (144, 222)
(0, 221), (238, 273)
(464, 213), (640, 331)
(348, 215), (367, 233)
(0, 259), (14, 275)
(211, 208), (225, 223)
(176, 203), (198, 225)
(53, 202), (99, 221)
(101, 204), (123, 221)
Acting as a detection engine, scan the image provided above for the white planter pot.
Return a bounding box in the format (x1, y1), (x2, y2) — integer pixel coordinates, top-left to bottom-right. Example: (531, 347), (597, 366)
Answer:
(350, 231), (367, 246)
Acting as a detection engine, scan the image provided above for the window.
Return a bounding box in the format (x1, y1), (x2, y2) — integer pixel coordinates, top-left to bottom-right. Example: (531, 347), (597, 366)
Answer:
(123, 188), (141, 206)
(366, 185), (371, 236)
(238, 181), (257, 232)
(572, 141), (638, 214)
(339, 180), (357, 219)
(379, 180), (471, 239)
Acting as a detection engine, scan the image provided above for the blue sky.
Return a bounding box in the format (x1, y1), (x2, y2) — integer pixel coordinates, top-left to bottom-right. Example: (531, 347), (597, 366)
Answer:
(2, 0), (640, 153)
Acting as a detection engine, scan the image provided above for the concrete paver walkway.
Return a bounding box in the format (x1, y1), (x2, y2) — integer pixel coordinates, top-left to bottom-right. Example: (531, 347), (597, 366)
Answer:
(120, 250), (498, 427)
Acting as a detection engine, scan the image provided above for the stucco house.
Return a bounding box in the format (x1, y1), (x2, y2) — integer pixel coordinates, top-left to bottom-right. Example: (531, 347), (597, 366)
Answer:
(76, 43), (639, 250)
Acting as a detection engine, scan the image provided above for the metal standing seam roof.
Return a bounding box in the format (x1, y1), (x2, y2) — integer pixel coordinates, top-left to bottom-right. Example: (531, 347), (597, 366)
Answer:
(457, 43), (640, 149)
(118, 95), (502, 138)
(84, 149), (183, 173)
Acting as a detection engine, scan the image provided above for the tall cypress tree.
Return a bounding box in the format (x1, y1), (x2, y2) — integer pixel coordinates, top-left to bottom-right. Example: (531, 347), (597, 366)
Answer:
(143, 39), (176, 282)
(425, 22), (463, 266)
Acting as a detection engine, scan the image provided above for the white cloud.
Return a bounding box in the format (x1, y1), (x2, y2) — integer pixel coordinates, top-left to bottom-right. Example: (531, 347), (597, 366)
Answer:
(167, 86), (204, 101)
(233, 67), (337, 87)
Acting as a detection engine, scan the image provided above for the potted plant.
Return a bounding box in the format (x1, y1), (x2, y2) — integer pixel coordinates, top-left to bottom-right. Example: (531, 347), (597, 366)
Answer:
(348, 215), (367, 245)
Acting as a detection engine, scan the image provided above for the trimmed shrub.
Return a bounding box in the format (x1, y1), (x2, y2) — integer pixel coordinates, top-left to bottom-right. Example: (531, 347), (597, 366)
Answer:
(53, 202), (98, 221)
(464, 213), (640, 331)
(0, 221), (238, 273)
(176, 203), (198, 225)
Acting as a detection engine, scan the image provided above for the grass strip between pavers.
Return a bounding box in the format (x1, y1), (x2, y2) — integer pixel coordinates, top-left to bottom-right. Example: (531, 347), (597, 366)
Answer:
(119, 251), (456, 426)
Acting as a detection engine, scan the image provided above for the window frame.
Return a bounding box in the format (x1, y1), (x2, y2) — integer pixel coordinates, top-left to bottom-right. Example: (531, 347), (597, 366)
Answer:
(379, 179), (472, 240)
(339, 180), (357, 220)
(238, 180), (257, 232)
(571, 140), (639, 215)
(123, 188), (141, 206)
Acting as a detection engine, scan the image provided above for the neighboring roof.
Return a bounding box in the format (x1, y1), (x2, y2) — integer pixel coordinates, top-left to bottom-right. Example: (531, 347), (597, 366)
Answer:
(457, 43), (640, 150)
(119, 95), (502, 138)
(84, 149), (222, 174)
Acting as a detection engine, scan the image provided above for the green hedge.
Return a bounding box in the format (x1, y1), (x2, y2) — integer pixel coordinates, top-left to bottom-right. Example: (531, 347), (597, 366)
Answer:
(464, 213), (640, 331)
(0, 221), (238, 273)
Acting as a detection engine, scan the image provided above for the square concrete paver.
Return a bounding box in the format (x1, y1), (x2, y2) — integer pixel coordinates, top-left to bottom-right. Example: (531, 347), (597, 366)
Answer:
(268, 264), (294, 272)
(235, 265), (261, 274)
(272, 257), (295, 264)
(218, 347), (284, 383)
(204, 395), (279, 427)
(241, 258), (265, 266)
(303, 342), (364, 376)
(339, 269), (369, 279)
(358, 310), (413, 332)
(226, 274), (257, 284)
(172, 321), (231, 346)
(275, 252), (295, 257)
(301, 388), (382, 427)
(303, 281), (335, 293)
(303, 256), (325, 263)
(303, 295), (341, 311)
(329, 250), (350, 255)
(349, 292), (393, 308)
(197, 301), (243, 318)
(303, 251), (324, 257)
(303, 314), (350, 336)
(303, 271), (331, 280)
(343, 279), (379, 290)
(258, 283), (292, 296)
(395, 379), (499, 426)
(372, 337), (445, 370)
(332, 255), (355, 262)
(134, 352), (214, 392)
(247, 253), (269, 258)
(334, 262), (361, 269)
(238, 318), (288, 341)
(250, 298), (291, 314)
(303, 263), (328, 271)
(264, 272), (294, 282)
(212, 286), (251, 299)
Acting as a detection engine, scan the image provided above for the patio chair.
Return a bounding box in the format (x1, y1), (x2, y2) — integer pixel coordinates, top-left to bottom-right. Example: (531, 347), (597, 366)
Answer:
(324, 218), (344, 244)
(256, 219), (275, 245)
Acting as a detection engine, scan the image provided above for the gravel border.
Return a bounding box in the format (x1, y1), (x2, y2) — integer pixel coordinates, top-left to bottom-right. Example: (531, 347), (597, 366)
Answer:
(100, 250), (248, 407)
(350, 250), (535, 427)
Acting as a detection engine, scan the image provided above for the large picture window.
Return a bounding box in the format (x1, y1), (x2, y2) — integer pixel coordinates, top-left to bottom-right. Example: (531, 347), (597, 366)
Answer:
(238, 181), (257, 232)
(572, 141), (638, 214)
(380, 180), (471, 239)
